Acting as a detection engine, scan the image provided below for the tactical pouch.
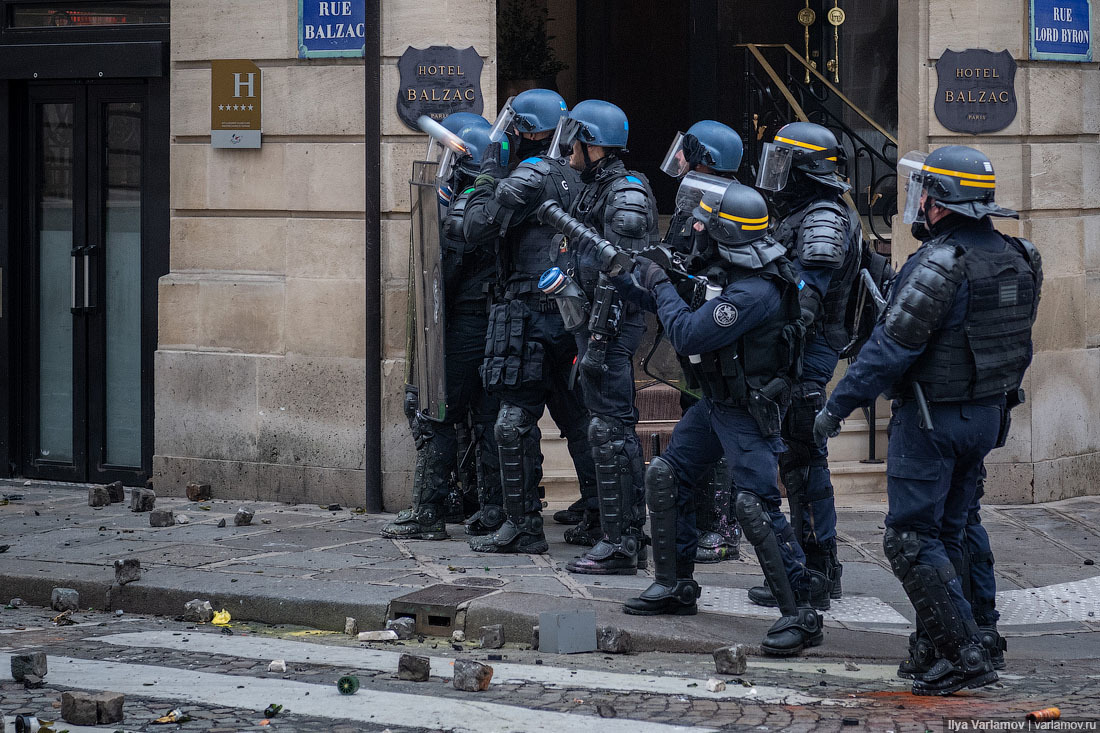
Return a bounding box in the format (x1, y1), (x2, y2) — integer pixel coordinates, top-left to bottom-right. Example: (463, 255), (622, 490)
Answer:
(748, 391), (782, 438)
(995, 388), (1025, 448)
(480, 300), (534, 389)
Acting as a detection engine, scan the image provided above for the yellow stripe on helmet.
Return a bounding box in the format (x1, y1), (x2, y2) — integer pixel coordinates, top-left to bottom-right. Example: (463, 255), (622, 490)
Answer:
(699, 200), (770, 226)
(959, 180), (996, 188)
(774, 135), (826, 151)
(921, 164), (996, 181)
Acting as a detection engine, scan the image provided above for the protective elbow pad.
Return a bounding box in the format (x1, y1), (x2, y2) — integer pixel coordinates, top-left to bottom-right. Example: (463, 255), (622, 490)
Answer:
(883, 243), (964, 348)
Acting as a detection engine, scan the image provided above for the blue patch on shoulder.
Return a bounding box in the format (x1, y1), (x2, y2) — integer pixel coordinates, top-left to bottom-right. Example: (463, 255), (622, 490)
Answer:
(798, 279), (806, 290)
(625, 175), (641, 184)
(624, 120), (629, 131)
(522, 156), (541, 165)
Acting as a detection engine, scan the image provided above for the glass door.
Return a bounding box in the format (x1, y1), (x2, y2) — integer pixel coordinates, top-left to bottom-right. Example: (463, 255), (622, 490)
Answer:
(22, 82), (146, 484)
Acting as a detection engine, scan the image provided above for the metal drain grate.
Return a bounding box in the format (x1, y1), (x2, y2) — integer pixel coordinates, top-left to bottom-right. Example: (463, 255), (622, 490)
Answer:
(388, 583), (495, 636)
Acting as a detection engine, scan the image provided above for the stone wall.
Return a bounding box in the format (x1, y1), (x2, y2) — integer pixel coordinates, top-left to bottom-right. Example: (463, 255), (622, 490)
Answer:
(898, 0), (1100, 503)
(155, 0), (367, 505)
(378, 0), (497, 509)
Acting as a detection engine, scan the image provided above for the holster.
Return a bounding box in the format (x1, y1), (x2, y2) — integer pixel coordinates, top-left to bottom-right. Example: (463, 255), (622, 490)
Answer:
(995, 388), (1025, 448)
(747, 377), (789, 439)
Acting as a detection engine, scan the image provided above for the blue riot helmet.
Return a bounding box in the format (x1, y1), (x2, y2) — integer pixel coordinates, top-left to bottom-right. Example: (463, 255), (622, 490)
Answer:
(549, 99), (630, 156)
(906, 145), (1018, 221)
(660, 120), (743, 178)
(756, 121), (847, 192)
(439, 124), (491, 206)
(440, 112), (490, 135)
(512, 89), (569, 133)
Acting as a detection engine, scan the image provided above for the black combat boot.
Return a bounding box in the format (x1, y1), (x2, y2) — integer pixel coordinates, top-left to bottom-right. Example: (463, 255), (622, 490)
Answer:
(897, 631), (938, 679)
(552, 498), (586, 525)
(623, 578), (700, 615)
(978, 626), (1007, 670)
(748, 568), (831, 611)
(761, 607), (824, 656)
(464, 504), (505, 536)
(470, 513), (548, 554)
(563, 510), (602, 546)
(381, 450), (450, 540)
(912, 643), (997, 696)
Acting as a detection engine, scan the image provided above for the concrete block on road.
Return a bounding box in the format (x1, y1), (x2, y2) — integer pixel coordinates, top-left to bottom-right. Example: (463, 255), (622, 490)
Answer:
(235, 507), (255, 526)
(130, 487), (156, 512)
(597, 626), (633, 654)
(106, 480), (126, 503)
(398, 653), (430, 681)
(479, 623), (505, 649)
(385, 616), (416, 639)
(88, 485), (110, 507)
(358, 630), (399, 642)
(186, 481), (212, 502)
(538, 609), (596, 654)
(452, 659), (493, 691)
(11, 652), (47, 681)
(114, 558), (141, 585)
(150, 508), (175, 527)
(713, 643), (748, 675)
(62, 690), (124, 725)
(51, 588), (79, 612)
(183, 599), (215, 623)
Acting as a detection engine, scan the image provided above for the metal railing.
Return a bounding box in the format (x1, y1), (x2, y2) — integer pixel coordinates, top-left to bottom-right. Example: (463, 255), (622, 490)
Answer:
(738, 43), (899, 247)
(739, 43), (895, 464)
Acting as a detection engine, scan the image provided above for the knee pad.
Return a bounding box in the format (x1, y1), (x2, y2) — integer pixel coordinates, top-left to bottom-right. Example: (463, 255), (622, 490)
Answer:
(588, 415), (627, 458)
(644, 456), (677, 513)
(883, 527), (924, 581)
(734, 491), (771, 546)
(495, 405), (537, 447)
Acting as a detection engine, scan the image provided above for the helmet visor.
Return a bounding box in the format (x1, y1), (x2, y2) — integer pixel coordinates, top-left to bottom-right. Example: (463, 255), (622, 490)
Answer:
(898, 151), (929, 225)
(755, 142), (793, 191)
(437, 147), (458, 185)
(676, 171), (733, 213)
(548, 116), (582, 159)
(659, 132), (689, 177)
(488, 97), (516, 143)
(901, 172), (927, 224)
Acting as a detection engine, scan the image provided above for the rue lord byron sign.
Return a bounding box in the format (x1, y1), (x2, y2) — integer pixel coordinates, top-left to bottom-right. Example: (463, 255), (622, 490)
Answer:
(298, 0), (365, 58)
(934, 49), (1017, 135)
(211, 60), (262, 148)
(396, 46), (484, 131)
(1031, 0), (1092, 61)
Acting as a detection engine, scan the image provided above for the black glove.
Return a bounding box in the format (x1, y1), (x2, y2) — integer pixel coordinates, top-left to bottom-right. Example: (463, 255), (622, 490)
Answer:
(633, 256), (670, 291)
(813, 406), (843, 446)
(478, 141), (509, 180)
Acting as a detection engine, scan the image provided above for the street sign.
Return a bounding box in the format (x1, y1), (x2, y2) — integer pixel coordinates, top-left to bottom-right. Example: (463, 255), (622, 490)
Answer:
(934, 49), (1018, 134)
(211, 60), (262, 149)
(1031, 0), (1092, 61)
(299, 0), (365, 58)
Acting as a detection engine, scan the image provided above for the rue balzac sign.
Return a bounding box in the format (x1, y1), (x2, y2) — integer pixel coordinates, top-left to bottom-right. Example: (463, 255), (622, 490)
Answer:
(396, 46), (483, 131)
(934, 49), (1018, 134)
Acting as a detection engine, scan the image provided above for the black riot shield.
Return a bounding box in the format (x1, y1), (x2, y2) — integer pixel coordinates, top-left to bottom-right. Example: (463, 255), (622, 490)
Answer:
(408, 159), (448, 422)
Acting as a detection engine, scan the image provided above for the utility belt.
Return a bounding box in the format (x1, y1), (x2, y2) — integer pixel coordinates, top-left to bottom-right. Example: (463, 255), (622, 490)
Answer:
(704, 377), (790, 439)
(894, 383), (1020, 447)
(503, 280), (558, 312)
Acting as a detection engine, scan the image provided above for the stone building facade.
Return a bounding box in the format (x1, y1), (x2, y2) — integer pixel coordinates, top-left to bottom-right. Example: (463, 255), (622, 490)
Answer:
(0, 1), (1095, 509)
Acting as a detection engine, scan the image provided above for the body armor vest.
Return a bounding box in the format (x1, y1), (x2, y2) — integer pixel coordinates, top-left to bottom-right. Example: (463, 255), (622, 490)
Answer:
(773, 198), (861, 350)
(905, 230), (1037, 402)
(499, 157), (578, 291)
(442, 189), (495, 313)
(677, 260), (803, 406)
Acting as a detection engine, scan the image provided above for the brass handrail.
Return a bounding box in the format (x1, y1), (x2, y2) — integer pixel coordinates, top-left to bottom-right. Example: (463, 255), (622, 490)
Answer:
(738, 43), (898, 145)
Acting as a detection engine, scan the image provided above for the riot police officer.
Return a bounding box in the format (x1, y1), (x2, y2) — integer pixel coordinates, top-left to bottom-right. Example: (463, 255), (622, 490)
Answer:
(546, 100), (660, 574)
(619, 181), (828, 655)
(463, 89), (599, 553)
(384, 118), (501, 540)
(749, 121), (861, 606)
(815, 145), (1041, 694)
(659, 120), (745, 564)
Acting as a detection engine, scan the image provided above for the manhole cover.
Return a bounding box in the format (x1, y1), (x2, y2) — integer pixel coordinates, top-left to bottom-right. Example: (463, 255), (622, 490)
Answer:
(388, 583), (495, 636)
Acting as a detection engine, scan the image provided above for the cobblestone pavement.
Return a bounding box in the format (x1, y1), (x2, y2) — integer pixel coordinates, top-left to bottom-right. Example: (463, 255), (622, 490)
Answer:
(3, 606), (1100, 732)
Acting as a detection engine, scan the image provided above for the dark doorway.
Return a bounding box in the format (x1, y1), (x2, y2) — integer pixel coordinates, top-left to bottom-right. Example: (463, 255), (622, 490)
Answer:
(10, 79), (166, 484)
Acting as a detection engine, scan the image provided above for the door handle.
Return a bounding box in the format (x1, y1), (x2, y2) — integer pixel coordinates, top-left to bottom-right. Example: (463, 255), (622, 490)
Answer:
(83, 249), (91, 310)
(71, 251), (78, 311)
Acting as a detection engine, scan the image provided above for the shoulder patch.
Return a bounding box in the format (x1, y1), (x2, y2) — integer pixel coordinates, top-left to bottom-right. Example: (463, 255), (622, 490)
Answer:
(521, 157), (541, 165)
(625, 175), (642, 184)
(713, 302), (738, 328)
